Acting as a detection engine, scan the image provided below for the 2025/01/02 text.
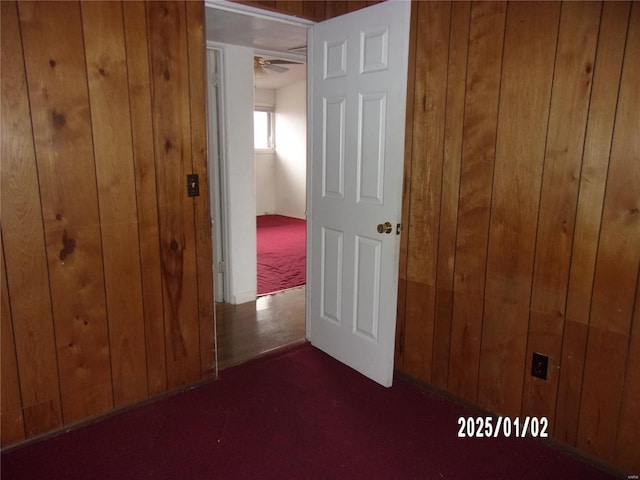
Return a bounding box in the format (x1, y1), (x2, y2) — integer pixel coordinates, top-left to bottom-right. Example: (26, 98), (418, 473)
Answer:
(457, 416), (549, 438)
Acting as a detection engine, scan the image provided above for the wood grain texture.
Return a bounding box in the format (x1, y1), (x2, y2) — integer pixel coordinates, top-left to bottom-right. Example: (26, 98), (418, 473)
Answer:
(395, 1), (419, 370)
(555, 0), (631, 446)
(1, 232), (25, 446)
(303, 1), (326, 22)
(405, 1), (450, 286)
(2, 0), (217, 447)
(122, 0), (168, 396)
(18, 2), (100, 232)
(147, 1), (201, 388)
(615, 275), (640, 472)
(431, 1), (470, 390)
(448, 1), (505, 402)
(325, 1), (348, 19)
(402, 280), (436, 380)
(1, 0), (63, 437)
(394, 277), (407, 368)
(478, 1), (560, 417)
(523, 1), (601, 429)
(241, 1), (373, 20)
(20, 0), (113, 424)
(402, 1), (451, 381)
(186, 0), (216, 379)
(530, 2), (600, 317)
(216, 287), (305, 369)
(45, 225), (113, 423)
(275, 1), (304, 17)
(81, 1), (148, 407)
(578, 3), (640, 460)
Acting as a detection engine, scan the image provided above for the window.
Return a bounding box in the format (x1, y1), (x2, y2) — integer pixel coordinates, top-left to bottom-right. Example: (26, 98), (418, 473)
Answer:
(254, 107), (275, 150)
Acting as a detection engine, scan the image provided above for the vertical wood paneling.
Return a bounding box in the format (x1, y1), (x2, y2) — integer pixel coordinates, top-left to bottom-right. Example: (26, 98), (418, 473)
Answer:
(2, 0), (215, 447)
(523, 2), (601, 428)
(431, 1), (470, 390)
(555, 0), (631, 445)
(81, 1), (148, 407)
(20, 0), (114, 423)
(530, 1), (601, 325)
(0, 233), (25, 446)
(186, 1), (216, 379)
(397, 0), (638, 472)
(615, 276), (640, 471)
(448, 1), (506, 403)
(578, 3), (640, 461)
(478, 2), (560, 417)
(275, 1), (304, 17)
(402, 1), (451, 381)
(238, 1), (374, 21)
(406, 1), (450, 287)
(0, 0), (63, 436)
(395, 0), (419, 369)
(248, 1), (276, 10)
(325, 1), (348, 19)
(147, 1), (201, 388)
(303, 1), (326, 22)
(122, 0), (168, 396)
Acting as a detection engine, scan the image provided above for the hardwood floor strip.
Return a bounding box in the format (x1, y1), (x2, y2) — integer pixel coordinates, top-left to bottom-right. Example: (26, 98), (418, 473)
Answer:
(216, 287), (306, 370)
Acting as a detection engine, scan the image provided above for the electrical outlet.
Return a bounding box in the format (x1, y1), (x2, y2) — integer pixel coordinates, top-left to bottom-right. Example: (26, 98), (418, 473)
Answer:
(531, 353), (549, 380)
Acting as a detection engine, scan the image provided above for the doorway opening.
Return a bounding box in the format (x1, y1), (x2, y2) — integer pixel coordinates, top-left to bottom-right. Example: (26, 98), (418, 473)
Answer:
(204, 2), (312, 368)
(254, 56), (307, 297)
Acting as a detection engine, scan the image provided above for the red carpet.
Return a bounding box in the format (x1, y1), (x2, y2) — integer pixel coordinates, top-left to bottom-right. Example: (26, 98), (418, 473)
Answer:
(1, 344), (617, 480)
(257, 214), (306, 295)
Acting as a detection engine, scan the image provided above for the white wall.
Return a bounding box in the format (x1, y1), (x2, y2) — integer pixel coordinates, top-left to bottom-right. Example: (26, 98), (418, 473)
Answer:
(221, 44), (256, 304)
(255, 151), (276, 215)
(274, 80), (307, 219)
(255, 88), (276, 215)
(255, 88), (275, 107)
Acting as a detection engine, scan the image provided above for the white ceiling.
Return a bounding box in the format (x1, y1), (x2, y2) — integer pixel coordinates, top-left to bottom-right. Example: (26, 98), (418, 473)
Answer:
(205, 4), (308, 90)
(254, 57), (307, 90)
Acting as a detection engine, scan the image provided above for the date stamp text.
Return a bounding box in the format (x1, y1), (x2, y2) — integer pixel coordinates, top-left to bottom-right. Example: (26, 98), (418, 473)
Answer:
(457, 416), (549, 438)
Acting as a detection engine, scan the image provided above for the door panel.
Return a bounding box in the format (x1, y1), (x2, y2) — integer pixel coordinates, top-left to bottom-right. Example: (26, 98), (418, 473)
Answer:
(308, 0), (411, 387)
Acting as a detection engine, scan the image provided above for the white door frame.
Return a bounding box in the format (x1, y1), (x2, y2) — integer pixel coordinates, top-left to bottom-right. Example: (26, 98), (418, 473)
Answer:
(205, 47), (227, 302)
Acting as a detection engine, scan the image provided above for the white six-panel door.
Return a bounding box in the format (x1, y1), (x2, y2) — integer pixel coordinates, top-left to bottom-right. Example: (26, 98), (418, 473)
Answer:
(307, 0), (411, 387)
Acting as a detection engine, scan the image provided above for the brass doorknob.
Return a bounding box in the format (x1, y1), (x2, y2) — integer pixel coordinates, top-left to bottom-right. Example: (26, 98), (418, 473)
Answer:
(377, 221), (393, 234)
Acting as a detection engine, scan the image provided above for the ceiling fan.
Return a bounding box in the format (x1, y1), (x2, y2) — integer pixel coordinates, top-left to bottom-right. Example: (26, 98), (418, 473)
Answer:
(254, 56), (303, 77)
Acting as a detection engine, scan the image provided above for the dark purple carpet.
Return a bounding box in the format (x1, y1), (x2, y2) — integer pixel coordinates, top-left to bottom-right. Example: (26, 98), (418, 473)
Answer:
(1, 344), (617, 479)
(257, 215), (306, 295)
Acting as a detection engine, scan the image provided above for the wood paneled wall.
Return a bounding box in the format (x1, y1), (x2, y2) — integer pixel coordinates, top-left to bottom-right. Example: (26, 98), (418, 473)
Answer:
(0, 0), (214, 446)
(237, 0), (381, 21)
(397, 1), (639, 473)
